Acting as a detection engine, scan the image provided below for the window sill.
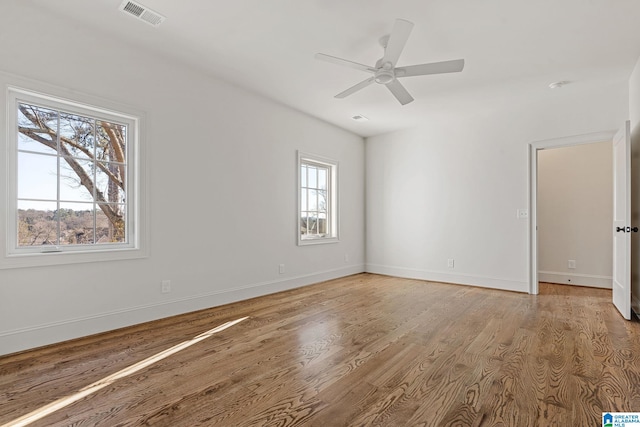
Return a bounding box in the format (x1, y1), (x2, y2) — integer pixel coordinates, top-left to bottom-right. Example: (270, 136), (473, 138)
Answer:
(298, 237), (339, 246)
(0, 246), (148, 269)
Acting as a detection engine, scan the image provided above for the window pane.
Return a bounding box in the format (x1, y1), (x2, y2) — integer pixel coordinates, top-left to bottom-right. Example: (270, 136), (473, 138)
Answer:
(301, 188), (307, 211)
(308, 166), (317, 188)
(17, 104), (58, 153)
(59, 112), (95, 161)
(301, 164), (307, 187)
(96, 121), (127, 163)
(318, 213), (327, 234)
(317, 190), (327, 213)
(18, 152), (58, 200)
(96, 162), (126, 204)
(308, 189), (317, 211)
(18, 131), (57, 155)
(318, 167), (327, 190)
(307, 214), (318, 235)
(60, 158), (94, 202)
(58, 203), (94, 245)
(96, 204), (126, 243)
(17, 200), (58, 247)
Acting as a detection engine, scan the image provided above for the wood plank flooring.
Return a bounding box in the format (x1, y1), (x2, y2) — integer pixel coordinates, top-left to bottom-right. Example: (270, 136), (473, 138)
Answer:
(2, 273), (640, 426)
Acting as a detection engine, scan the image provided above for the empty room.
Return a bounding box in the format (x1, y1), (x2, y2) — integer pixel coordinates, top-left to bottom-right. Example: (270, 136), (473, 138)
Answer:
(2, 0), (640, 426)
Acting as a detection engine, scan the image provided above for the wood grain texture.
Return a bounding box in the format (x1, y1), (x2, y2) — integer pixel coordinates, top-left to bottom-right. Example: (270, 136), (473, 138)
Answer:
(2, 274), (640, 426)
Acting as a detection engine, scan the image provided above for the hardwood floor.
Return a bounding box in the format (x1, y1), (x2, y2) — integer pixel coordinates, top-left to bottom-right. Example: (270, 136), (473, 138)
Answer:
(2, 273), (640, 426)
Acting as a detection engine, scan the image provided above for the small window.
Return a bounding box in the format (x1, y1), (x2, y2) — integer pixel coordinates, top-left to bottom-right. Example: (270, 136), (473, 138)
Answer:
(298, 152), (338, 245)
(2, 86), (146, 268)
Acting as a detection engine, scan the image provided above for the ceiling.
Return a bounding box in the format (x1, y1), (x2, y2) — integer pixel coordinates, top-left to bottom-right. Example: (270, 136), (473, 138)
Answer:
(33, 0), (640, 137)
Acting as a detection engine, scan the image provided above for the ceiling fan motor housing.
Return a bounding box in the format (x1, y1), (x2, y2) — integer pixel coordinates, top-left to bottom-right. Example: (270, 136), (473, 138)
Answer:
(374, 62), (395, 84)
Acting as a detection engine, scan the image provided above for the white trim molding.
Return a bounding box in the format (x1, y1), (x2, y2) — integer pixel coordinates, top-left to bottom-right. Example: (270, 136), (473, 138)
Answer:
(538, 271), (612, 289)
(365, 263), (528, 293)
(528, 130), (616, 295)
(0, 264), (365, 356)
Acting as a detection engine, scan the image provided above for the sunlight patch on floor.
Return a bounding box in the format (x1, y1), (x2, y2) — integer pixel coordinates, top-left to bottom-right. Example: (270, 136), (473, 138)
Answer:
(2, 317), (249, 427)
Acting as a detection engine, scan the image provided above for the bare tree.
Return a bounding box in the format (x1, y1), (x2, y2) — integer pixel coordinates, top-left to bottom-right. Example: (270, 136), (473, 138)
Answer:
(18, 104), (126, 242)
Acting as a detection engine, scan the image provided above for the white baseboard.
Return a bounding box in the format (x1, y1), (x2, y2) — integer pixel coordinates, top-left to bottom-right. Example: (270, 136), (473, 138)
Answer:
(0, 264), (365, 356)
(538, 271), (612, 289)
(365, 264), (528, 293)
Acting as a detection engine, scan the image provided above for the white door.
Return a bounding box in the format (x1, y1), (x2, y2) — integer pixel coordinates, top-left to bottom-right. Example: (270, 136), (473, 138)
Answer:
(613, 121), (632, 320)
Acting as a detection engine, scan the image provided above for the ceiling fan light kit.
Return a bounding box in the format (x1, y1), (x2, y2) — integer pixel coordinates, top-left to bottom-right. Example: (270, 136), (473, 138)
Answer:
(374, 67), (395, 85)
(315, 19), (465, 105)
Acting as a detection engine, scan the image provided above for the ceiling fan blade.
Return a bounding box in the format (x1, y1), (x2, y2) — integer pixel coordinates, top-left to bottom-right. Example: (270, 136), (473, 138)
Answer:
(382, 19), (414, 67)
(335, 76), (376, 98)
(315, 53), (375, 73)
(385, 79), (414, 105)
(395, 59), (465, 77)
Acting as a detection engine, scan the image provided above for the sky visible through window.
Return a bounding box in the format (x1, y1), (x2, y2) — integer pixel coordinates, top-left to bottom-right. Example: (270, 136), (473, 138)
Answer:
(18, 155), (96, 210)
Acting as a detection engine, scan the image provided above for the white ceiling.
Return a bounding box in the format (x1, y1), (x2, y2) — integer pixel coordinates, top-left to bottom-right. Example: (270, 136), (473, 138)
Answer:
(34, 0), (640, 137)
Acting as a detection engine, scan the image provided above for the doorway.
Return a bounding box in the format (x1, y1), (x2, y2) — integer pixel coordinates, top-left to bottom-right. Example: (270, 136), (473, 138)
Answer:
(537, 142), (613, 288)
(528, 130), (616, 294)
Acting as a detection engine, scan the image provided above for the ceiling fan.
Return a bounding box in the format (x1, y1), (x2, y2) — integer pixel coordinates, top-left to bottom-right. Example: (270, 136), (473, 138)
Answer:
(315, 19), (465, 105)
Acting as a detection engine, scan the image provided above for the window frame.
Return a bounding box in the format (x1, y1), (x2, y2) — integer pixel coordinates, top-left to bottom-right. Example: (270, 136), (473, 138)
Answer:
(297, 151), (339, 246)
(2, 83), (148, 269)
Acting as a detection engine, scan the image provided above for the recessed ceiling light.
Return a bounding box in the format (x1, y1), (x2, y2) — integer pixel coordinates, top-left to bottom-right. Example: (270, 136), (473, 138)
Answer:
(549, 81), (570, 89)
(352, 115), (369, 122)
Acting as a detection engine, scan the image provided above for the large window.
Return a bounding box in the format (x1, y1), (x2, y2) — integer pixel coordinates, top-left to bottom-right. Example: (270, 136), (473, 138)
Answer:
(298, 152), (338, 245)
(2, 86), (146, 268)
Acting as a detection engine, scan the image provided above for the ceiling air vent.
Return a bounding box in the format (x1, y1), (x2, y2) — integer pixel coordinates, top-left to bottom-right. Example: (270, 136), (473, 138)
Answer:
(119, 0), (165, 27)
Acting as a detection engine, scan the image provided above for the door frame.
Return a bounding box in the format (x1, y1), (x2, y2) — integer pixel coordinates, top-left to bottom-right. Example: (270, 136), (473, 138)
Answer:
(528, 130), (616, 294)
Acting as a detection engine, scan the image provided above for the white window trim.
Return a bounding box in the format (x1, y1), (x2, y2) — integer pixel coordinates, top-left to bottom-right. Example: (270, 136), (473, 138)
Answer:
(1, 76), (148, 269)
(297, 151), (339, 246)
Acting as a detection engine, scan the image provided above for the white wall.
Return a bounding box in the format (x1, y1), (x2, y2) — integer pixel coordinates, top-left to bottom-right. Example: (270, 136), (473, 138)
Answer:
(537, 142), (613, 288)
(0, 2), (365, 355)
(366, 81), (628, 292)
(629, 55), (640, 313)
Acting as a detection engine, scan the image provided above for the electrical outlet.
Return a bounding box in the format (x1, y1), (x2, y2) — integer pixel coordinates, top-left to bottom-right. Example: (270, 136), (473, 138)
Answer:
(344, 253), (349, 263)
(161, 280), (171, 293)
(447, 259), (454, 268)
(279, 264), (285, 274)
(517, 209), (529, 219)
(568, 260), (576, 269)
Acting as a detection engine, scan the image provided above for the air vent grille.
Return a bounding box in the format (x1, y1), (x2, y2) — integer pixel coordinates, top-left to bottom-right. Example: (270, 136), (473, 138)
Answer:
(123, 1), (144, 17)
(119, 1), (165, 27)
